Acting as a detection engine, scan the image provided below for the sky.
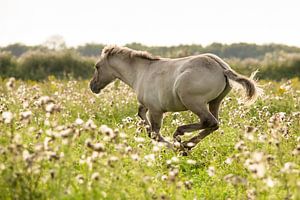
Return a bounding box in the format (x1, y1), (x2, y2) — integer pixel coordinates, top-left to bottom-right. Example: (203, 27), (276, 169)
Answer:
(0, 0), (300, 47)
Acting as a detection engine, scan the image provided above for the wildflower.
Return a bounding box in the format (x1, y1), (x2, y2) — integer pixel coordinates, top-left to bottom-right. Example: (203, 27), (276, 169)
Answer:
(131, 154), (140, 161)
(85, 119), (97, 129)
(20, 111), (32, 121)
(76, 174), (84, 184)
(187, 159), (197, 165)
(264, 177), (276, 188)
(93, 143), (105, 152)
(171, 156), (179, 163)
(108, 156), (119, 167)
(6, 77), (15, 90)
(184, 180), (193, 190)
(207, 166), (215, 177)
(234, 140), (246, 151)
(2, 111), (13, 124)
(22, 101), (29, 109)
(13, 134), (23, 145)
(134, 137), (145, 143)
(168, 168), (179, 182)
(292, 145), (300, 156)
(161, 175), (168, 181)
(280, 162), (296, 173)
(91, 172), (100, 181)
(246, 188), (256, 200)
(144, 154), (155, 162)
(22, 150), (32, 162)
(99, 124), (114, 136)
(246, 162), (266, 178)
(45, 102), (60, 113)
(224, 157), (233, 165)
(124, 146), (132, 153)
(224, 174), (247, 186)
(59, 128), (73, 138)
(75, 118), (84, 125)
(152, 145), (160, 152)
(36, 96), (54, 106)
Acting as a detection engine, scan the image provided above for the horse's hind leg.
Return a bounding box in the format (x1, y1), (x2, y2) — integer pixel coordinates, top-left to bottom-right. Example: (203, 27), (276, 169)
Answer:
(180, 101), (221, 150)
(181, 82), (232, 150)
(173, 99), (218, 141)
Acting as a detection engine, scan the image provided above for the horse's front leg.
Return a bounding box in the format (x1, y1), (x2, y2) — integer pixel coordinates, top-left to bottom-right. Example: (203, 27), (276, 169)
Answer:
(137, 104), (150, 133)
(148, 110), (163, 141)
(148, 110), (173, 148)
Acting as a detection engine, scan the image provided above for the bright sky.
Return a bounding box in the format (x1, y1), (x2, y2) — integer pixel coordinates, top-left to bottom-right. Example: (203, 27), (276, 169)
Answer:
(1, 0), (300, 47)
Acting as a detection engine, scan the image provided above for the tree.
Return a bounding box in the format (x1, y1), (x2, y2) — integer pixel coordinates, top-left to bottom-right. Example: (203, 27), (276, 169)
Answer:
(43, 35), (66, 50)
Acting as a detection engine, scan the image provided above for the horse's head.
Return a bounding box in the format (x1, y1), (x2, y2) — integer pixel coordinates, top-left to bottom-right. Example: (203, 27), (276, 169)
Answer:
(90, 55), (116, 94)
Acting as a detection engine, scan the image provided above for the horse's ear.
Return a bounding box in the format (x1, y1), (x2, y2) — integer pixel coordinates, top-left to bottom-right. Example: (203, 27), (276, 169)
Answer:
(101, 47), (111, 57)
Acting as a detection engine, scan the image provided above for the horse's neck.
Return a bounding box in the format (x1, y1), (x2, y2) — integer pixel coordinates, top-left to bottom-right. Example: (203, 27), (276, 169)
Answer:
(110, 57), (143, 90)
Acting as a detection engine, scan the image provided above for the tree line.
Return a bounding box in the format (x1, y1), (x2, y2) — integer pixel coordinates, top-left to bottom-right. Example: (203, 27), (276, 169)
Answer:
(0, 42), (300, 80)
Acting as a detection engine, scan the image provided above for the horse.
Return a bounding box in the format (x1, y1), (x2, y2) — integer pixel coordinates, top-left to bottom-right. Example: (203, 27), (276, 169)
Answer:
(90, 45), (260, 151)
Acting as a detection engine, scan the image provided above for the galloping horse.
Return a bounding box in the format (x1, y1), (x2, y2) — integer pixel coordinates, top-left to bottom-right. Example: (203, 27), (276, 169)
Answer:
(90, 46), (259, 151)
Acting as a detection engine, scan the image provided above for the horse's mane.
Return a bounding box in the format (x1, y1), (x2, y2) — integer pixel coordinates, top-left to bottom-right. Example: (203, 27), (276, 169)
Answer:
(102, 45), (160, 61)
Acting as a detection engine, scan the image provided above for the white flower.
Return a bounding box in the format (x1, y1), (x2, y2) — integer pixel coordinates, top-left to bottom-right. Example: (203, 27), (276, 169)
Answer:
(2, 111), (13, 124)
(6, 77), (15, 89)
(264, 177), (276, 188)
(186, 159), (197, 165)
(22, 150), (32, 162)
(91, 172), (100, 181)
(171, 156), (179, 163)
(144, 154), (155, 162)
(161, 175), (168, 181)
(75, 118), (84, 125)
(207, 166), (215, 177)
(45, 103), (55, 113)
(85, 119), (97, 129)
(224, 157), (233, 165)
(99, 124), (113, 135)
(20, 111), (32, 121)
(134, 137), (145, 143)
(248, 163), (266, 178)
(131, 154), (140, 161)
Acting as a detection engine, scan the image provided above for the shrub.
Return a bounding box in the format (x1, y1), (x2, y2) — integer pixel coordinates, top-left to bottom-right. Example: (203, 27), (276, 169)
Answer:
(17, 50), (95, 80)
(0, 52), (17, 78)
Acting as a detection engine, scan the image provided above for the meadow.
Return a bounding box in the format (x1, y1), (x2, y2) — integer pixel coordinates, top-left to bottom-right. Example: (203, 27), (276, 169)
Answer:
(0, 77), (299, 200)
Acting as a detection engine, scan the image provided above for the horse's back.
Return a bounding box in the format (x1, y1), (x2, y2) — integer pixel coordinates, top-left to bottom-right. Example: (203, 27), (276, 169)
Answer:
(174, 55), (227, 104)
(136, 54), (227, 112)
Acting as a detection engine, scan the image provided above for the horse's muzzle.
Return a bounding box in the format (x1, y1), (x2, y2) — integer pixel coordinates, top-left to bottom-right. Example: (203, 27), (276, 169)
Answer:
(90, 81), (101, 94)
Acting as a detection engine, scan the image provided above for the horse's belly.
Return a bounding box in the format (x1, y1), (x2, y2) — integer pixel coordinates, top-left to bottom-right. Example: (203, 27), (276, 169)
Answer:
(158, 91), (187, 112)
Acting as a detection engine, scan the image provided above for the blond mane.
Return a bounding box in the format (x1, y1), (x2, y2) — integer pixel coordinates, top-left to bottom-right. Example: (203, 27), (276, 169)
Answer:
(102, 45), (160, 61)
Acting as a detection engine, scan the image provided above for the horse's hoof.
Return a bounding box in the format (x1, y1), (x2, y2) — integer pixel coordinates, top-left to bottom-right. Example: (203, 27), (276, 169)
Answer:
(180, 151), (188, 156)
(182, 142), (195, 151)
(174, 136), (181, 142)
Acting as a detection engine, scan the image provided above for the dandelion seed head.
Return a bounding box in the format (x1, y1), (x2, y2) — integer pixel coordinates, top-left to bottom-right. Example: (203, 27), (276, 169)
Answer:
(207, 166), (215, 177)
(2, 111), (13, 124)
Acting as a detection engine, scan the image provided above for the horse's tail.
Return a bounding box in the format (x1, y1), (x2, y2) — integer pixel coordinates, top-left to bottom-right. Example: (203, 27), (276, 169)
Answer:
(205, 54), (262, 104)
(224, 69), (259, 103)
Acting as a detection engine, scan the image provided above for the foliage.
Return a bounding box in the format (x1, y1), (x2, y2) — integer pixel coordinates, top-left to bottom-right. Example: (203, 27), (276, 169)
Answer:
(0, 78), (299, 199)
(0, 52), (17, 78)
(1, 43), (300, 80)
(4, 50), (94, 80)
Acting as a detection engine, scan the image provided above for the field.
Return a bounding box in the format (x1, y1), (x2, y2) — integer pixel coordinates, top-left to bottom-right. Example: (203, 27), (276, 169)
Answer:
(0, 77), (299, 200)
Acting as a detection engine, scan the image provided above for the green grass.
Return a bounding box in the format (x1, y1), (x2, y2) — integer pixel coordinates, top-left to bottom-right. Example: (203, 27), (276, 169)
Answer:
(0, 77), (299, 200)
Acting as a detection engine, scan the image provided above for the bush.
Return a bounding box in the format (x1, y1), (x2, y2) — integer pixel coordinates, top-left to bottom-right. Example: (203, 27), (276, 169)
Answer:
(17, 50), (95, 80)
(226, 52), (300, 80)
(0, 52), (17, 78)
